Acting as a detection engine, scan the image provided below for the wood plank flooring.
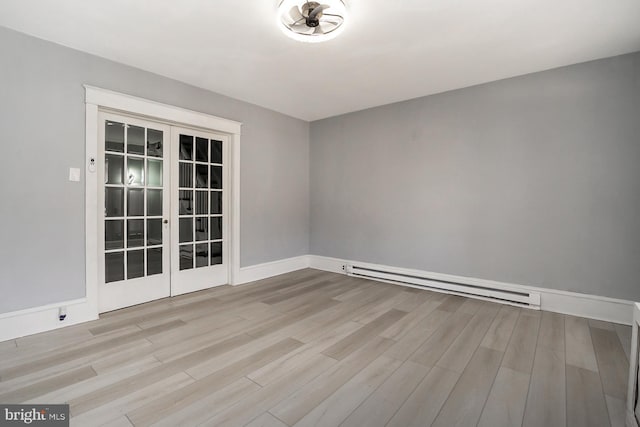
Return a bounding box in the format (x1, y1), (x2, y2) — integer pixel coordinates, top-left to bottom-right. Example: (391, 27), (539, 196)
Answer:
(0, 269), (631, 427)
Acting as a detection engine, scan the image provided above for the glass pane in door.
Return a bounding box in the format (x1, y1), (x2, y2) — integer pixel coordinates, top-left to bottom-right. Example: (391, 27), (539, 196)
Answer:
(211, 140), (222, 164)
(147, 248), (163, 275)
(105, 220), (124, 250)
(195, 243), (208, 268)
(127, 189), (144, 216)
(127, 125), (145, 155)
(105, 188), (124, 217)
(105, 121), (125, 152)
(105, 154), (124, 184)
(195, 137), (208, 162)
(178, 133), (223, 270)
(147, 129), (163, 157)
(179, 244), (193, 270)
(210, 242), (222, 265)
(147, 190), (163, 216)
(127, 250), (145, 279)
(105, 252), (124, 282)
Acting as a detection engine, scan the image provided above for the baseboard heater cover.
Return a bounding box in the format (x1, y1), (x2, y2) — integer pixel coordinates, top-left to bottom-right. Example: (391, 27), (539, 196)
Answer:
(347, 264), (541, 308)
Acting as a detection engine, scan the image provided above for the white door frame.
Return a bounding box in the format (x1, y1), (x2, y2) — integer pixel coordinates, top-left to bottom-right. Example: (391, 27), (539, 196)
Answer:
(84, 85), (242, 315)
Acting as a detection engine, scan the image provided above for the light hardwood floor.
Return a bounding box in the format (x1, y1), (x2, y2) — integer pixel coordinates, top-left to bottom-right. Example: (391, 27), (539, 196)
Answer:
(0, 269), (631, 426)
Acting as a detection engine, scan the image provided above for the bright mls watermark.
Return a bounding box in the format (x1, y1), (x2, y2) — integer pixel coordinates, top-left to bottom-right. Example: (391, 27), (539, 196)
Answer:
(1, 405), (69, 426)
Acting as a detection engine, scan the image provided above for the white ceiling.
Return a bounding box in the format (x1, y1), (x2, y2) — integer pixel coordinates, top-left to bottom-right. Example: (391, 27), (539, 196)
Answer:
(1, 0), (639, 121)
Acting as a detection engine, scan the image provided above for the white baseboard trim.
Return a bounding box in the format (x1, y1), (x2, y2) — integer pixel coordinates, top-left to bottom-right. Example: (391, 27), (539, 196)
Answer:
(1, 253), (634, 343)
(235, 255), (310, 285)
(0, 298), (98, 342)
(540, 289), (634, 326)
(308, 255), (636, 325)
(0, 255), (310, 343)
(307, 255), (345, 274)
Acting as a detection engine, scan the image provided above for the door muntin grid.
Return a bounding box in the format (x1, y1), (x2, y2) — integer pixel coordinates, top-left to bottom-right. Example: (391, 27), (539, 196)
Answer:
(178, 134), (223, 270)
(104, 120), (165, 283)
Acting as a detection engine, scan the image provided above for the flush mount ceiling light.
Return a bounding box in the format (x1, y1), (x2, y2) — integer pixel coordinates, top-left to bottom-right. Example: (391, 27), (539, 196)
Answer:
(277, 0), (347, 43)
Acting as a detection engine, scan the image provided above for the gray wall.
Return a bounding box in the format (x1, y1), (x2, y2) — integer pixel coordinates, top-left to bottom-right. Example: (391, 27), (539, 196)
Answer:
(310, 52), (640, 301)
(2, 25), (638, 314)
(0, 27), (310, 313)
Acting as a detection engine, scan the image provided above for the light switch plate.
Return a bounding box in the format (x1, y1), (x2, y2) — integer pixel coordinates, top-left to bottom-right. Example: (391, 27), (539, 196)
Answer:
(69, 167), (81, 182)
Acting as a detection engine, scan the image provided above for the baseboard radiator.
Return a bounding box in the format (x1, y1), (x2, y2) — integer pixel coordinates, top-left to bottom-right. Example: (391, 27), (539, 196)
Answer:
(346, 264), (541, 309)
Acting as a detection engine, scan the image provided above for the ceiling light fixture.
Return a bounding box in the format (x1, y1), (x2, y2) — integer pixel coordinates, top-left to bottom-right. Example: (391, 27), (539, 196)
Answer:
(277, 0), (347, 43)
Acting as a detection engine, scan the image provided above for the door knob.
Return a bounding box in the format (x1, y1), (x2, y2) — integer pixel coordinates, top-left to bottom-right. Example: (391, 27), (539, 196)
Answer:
(163, 219), (168, 224)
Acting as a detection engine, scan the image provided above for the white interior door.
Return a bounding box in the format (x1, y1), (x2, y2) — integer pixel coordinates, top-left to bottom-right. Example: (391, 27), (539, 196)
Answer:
(98, 112), (171, 312)
(170, 126), (229, 295)
(97, 114), (230, 312)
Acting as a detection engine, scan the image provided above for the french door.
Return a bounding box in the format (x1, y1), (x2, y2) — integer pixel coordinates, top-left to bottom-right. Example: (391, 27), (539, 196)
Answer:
(170, 126), (229, 296)
(98, 112), (229, 312)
